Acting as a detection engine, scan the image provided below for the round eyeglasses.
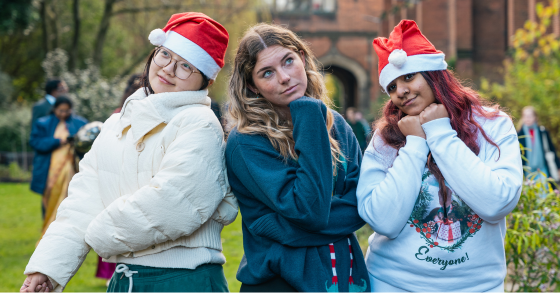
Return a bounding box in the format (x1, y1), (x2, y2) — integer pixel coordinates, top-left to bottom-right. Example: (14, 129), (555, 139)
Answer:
(153, 47), (201, 80)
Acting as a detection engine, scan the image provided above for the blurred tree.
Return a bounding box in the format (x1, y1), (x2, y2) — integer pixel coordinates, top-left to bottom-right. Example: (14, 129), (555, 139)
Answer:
(480, 0), (560, 149)
(0, 0), (264, 152)
(0, 0), (37, 34)
(0, 0), (260, 104)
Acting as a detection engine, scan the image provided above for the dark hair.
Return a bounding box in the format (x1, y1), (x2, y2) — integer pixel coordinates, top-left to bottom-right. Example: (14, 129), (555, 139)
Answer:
(53, 96), (73, 109)
(45, 79), (62, 95)
(119, 74), (142, 108)
(141, 48), (210, 96)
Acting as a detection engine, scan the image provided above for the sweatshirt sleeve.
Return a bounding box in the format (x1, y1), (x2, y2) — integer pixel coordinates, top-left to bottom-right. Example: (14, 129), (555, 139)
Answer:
(228, 96), (333, 232)
(24, 131), (106, 289)
(422, 117), (523, 224)
(247, 121), (365, 247)
(356, 133), (430, 239)
(29, 120), (61, 153)
(84, 119), (229, 258)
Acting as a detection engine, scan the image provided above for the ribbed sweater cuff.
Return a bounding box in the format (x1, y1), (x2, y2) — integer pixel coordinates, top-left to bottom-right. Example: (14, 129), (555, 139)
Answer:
(422, 117), (453, 140)
(403, 135), (429, 157)
(116, 246), (226, 269)
(249, 214), (281, 240)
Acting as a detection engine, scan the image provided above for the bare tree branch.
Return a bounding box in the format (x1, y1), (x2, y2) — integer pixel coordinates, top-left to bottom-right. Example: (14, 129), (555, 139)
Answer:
(93, 0), (117, 67)
(115, 47), (154, 82)
(47, 3), (59, 49)
(40, 0), (49, 55)
(69, 0), (81, 70)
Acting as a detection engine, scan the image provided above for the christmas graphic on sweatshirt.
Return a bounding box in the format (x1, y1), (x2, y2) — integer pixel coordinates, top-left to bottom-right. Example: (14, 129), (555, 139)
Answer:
(356, 115), (523, 291)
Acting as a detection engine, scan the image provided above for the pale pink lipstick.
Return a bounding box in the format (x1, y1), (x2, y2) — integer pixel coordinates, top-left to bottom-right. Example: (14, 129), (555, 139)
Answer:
(403, 96), (417, 107)
(282, 84), (297, 95)
(158, 75), (174, 85)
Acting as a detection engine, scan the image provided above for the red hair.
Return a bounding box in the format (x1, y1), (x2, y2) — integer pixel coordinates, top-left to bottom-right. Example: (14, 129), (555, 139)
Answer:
(375, 69), (505, 219)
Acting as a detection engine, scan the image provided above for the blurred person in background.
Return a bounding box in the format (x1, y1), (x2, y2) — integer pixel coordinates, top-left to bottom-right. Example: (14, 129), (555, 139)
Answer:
(346, 107), (368, 151)
(32, 80), (68, 125)
(29, 96), (88, 222)
(113, 74), (142, 113)
(518, 106), (560, 182)
(210, 98), (224, 128)
(354, 110), (372, 144)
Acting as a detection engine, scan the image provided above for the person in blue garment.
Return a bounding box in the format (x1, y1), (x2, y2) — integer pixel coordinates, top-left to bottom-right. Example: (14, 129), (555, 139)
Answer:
(225, 23), (370, 292)
(31, 80), (69, 125)
(29, 96), (87, 203)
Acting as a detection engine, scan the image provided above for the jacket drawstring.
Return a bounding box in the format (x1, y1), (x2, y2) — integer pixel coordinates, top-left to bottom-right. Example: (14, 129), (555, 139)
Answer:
(115, 264), (138, 293)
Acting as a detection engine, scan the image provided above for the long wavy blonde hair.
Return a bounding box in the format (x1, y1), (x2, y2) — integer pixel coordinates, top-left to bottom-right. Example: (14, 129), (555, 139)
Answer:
(226, 23), (342, 169)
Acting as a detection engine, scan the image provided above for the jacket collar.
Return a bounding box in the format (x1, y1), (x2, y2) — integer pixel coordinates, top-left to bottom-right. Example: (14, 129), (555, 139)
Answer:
(118, 88), (210, 142)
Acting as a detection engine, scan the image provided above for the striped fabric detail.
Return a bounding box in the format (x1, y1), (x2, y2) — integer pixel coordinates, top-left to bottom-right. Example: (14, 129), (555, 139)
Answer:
(348, 238), (354, 284)
(328, 237), (354, 286)
(329, 243), (338, 284)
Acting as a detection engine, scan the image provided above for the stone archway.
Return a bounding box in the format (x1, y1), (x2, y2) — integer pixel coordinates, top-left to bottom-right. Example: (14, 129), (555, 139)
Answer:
(323, 65), (357, 111)
(319, 53), (370, 112)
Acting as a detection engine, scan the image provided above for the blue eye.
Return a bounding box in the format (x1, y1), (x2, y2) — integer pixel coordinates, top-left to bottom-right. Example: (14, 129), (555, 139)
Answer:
(286, 58), (294, 65)
(263, 71), (272, 78)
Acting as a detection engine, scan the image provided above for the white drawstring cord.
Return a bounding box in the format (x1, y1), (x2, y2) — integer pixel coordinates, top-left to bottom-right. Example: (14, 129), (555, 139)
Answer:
(115, 264), (138, 293)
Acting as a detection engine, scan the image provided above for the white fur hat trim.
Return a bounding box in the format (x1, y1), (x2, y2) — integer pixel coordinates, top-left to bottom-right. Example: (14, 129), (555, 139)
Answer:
(388, 49), (408, 68)
(149, 29), (166, 46)
(162, 31), (221, 79)
(379, 53), (447, 92)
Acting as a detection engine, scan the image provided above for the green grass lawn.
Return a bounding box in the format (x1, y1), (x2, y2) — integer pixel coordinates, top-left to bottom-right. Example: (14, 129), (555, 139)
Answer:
(0, 183), (244, 292)
(0, 183), (371, 292)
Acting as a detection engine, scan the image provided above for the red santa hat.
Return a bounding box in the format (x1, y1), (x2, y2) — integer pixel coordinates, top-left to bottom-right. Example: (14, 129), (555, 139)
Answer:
(148, 12), (228, 80)
(373, 19), (447, 92)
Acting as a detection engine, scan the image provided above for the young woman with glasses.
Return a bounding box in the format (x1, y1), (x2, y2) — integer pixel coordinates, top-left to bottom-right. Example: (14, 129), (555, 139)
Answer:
(21, 12), (238, 292)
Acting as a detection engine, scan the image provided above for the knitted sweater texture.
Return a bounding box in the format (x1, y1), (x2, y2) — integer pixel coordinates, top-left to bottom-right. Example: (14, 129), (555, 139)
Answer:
(226, 96), (370, 292)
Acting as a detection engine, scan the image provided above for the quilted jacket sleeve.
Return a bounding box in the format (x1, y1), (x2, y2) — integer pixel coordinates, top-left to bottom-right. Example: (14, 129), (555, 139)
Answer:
(84, 116), (230, 258)
(24, 128), (106, 289)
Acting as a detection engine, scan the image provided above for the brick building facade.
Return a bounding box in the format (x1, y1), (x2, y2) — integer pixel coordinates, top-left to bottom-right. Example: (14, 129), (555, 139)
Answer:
(267, 0), (560, 113)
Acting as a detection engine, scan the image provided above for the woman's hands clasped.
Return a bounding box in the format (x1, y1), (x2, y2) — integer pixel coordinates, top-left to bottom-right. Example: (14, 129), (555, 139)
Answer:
(398, 115), (426, 139)
(398, 103), (449, 139)
(419, 103), (448, 125)
(20, 273), (53, 292)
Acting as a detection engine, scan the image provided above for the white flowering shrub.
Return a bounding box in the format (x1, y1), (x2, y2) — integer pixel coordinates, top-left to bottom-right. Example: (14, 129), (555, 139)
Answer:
(0, 70), (14, 107)
(42, 49), (126, 122)
(0, 104), (32, 151)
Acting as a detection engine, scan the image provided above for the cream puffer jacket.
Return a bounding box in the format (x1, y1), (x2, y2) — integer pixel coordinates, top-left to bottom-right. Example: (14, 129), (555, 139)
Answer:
(24, 88), (238, 289)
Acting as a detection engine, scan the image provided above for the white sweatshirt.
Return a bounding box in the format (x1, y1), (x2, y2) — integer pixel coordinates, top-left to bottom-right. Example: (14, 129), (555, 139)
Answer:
(356, 112), (522, 292)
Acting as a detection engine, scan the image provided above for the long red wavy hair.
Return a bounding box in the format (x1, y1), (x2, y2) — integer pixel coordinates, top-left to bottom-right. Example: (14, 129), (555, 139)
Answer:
(375, 69), (504, 219)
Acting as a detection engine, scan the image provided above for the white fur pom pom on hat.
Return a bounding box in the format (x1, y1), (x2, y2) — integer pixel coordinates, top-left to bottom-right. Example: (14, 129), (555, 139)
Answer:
(149, 29), (166, 46)
(388, 49), (408, 68)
